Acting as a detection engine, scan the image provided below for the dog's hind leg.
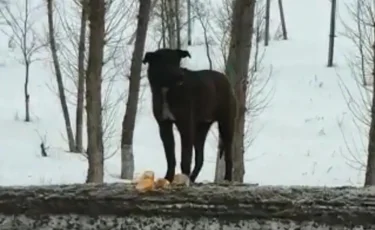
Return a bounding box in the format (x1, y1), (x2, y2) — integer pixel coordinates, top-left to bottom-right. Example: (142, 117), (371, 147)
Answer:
(218, 116), (234, 182)
(175, 119), (195, 178)
(190, 122), (212, 182)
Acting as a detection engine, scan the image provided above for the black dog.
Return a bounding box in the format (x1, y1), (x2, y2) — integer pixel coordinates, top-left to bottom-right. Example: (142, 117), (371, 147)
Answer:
(143, 48), (236, 183)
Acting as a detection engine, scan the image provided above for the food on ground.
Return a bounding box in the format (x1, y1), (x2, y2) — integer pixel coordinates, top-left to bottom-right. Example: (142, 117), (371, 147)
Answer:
(172, 173), (190, 187)
(155, 178), (170, 189)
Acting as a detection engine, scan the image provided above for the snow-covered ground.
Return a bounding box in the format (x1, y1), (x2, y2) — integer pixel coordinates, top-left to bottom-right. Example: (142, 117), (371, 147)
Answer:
(0, 0), (368, 187)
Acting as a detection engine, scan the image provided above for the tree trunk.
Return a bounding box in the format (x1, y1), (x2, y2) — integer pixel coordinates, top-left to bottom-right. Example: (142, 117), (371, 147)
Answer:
(1, 184), (375, 229)
(187, 0), (192, 45)
(85, 0), (105, 183)
(126, 0), (159, 45)
(24, 61), (30, 122)
(75, 0), (88, 153)
(161, 0), (167, 48)
(23, 0), (30, 123)
(175, 0), (181, 49)
(216, 0), (256, 182)
(327, 0), (336, 67)
(264, 0), (271, 46)
(278, 0), (287, 40)
(166, 0), (177, 48)
(365, 19), (375, 186)
(214, 139), (225, 183)
(356, 0), (367, 86)
(232, 100), (246, 182)
(253, 13), (261, 72)
(121, 0), (152, 180)
(46, 0), (76, 152)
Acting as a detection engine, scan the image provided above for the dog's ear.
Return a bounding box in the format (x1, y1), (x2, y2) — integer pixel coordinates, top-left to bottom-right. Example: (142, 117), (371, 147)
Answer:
(143, 52), (154, 64)
(178, 49), (191, 59)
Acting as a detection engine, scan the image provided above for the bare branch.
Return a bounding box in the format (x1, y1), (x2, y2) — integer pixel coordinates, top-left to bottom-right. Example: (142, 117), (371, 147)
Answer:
(337, 0), (374, 180)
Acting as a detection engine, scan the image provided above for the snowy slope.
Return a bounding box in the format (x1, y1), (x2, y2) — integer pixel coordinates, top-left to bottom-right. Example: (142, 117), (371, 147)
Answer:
(0, 0), (368, 186)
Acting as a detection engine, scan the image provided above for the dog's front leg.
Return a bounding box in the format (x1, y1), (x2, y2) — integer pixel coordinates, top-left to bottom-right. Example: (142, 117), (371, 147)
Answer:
(158, 121), (176, 182)
(175, 115), (194, 178)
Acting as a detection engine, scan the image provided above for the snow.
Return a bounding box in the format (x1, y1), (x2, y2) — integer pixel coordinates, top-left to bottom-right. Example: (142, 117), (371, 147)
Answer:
(0, 0), (368, 187)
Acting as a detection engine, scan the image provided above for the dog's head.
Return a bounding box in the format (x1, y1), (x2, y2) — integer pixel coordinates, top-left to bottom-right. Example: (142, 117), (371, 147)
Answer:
(143, 48), (191, 87)
(143, 48), (191, 66)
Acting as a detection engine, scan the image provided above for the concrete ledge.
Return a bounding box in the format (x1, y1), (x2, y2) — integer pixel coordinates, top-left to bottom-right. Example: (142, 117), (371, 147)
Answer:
(0, 183), (374, 230)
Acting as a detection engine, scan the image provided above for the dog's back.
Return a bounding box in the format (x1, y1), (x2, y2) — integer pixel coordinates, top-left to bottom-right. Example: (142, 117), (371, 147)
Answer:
(181, 68), (236, 122)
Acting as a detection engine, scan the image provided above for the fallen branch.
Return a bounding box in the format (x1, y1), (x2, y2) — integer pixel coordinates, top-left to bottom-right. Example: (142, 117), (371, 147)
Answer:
(0, 183), (374, 229)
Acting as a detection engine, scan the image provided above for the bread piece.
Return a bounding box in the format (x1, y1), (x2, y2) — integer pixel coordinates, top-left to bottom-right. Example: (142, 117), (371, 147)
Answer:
(172, 173), (190, 187)
(154, 178), (170, 189)
(135, 178), (154, 192)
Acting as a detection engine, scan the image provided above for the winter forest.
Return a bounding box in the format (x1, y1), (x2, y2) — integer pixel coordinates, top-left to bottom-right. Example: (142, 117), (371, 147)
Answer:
(0, 0), (374, 189)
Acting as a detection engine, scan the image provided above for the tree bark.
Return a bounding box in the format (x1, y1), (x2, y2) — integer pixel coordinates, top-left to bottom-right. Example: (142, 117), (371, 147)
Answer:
(121, 0), (152, 180)
(327, 0), (336, 67)
(187, 0), (192, 45)
(264, 0), (271, 46)
(161, 0), (167, 48)
(23, 0), (30, 123)
(214, 141), (225, 182)
(356, 0), (367, 86)
(20, 0), (31, 122)
(175, 0), (181, 49)
(166, 0), (177, 48)
(0, 184), (374, 229)
(46, 0), (76, 152)
(126, 0), (159, 45)
(215, 0), (256, 182)
(85, 0), (105, 183)
(365, 17), (375, 186)
(24, 61), (30, 122)
(75, 0), (88, 153)
(278, 0), (287, 40)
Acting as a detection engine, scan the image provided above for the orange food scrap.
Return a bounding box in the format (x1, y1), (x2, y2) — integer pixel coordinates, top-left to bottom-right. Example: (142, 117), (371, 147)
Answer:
(140, 170), (155, 181)
(135, 178), (154, 192)
(154, 178), (170, 189)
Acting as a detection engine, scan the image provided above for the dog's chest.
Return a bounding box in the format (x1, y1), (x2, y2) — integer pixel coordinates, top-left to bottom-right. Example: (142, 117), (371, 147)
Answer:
(161, 87), (176, 121)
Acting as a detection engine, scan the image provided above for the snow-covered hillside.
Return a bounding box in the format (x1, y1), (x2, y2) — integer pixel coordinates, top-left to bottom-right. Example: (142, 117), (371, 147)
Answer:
(0, 0), (368, 186)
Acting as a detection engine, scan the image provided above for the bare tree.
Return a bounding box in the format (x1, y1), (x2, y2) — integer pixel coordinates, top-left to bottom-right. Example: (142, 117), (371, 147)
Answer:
(221, 0), (256, 182)
(46, 0), (135, 156)
(95, 0), (137, 159)
(121, 0), (152, 180)
(75, 0), (88, 153)
(152, 0), (186, 48)
(277, 0), (287, 40)
(327, 0), (337, 67)
(46, 0), (76, 152)
(210, 0), (272, 182)
(192, 0), (213, 69)
(166, 0), (177, 48)
(187, 0), (192, 45)
(263, 0), (288, 46)
(85, 0), (106, 183)
(44, 0), (88, 153)
(365, 0), (375, 185)
(264, 0), (270, 46)
(187, 0), (272, 182)
(339, 0), (375, 185)
(175, 0), (181, 48)
(160, 0), (167, 47)
(126, 0), (158, 45)
(0, 0), (45, 122)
